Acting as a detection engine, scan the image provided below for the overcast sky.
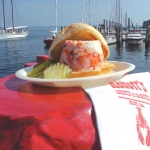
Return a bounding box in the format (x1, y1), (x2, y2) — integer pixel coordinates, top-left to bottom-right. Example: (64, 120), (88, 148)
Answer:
(0, 0), (150, 27)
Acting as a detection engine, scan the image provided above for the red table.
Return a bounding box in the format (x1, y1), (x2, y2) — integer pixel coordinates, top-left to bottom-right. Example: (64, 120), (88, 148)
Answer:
(0, 75), (100, 150)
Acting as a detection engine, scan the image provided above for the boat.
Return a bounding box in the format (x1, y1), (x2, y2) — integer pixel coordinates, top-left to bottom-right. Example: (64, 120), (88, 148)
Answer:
(44, 0), (58, 46)
(0, 0), (28, 40)
(126, 33), (142, 45)
(105, 35), (117, 45)
(44, 28), (57, 46)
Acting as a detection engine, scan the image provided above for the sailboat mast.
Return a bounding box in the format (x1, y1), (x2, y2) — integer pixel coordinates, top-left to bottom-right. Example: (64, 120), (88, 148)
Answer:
(108, 0), (109, 36)
(11, 0), (15, 30)
(81, 0), (91, 24)
(89, 0), (91, 25)
(2, 0), (6, 30)
(81, 0), (85, 23)
(55, 0), (57, 30)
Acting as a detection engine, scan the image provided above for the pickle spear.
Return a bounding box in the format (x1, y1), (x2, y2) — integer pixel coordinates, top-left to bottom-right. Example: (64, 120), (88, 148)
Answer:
(27, 59), (53, 78)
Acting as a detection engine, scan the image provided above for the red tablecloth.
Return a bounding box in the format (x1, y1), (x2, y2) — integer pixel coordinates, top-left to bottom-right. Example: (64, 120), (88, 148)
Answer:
(0, 75), (100, 150)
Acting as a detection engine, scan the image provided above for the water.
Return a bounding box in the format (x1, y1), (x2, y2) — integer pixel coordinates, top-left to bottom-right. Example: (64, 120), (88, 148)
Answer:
(0, 26), (150, 78)
(0, 26), (59, 78)
(108, 41), (150, 74)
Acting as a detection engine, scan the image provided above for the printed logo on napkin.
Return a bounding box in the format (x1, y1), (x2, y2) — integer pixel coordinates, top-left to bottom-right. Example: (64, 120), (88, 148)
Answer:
(110, 76), (150, 146)
(84, 72), (150, 150)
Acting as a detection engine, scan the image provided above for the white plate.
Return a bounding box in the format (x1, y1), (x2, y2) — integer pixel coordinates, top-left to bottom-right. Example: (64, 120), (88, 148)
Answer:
(15, 61), (135, 88)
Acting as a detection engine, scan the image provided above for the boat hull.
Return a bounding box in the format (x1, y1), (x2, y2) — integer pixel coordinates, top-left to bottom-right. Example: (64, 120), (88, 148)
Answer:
(126, 39), (142, 45)
(0, 32), (28, 40)
(126, 33), (142, 45)
(105, 37), (117, 45)
(44, 38), (54, 46)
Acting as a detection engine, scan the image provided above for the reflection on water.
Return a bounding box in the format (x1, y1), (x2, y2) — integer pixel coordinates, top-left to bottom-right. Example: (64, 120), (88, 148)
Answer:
(1, 26), (150, 78)
(125, 43), (142, 52)
(44, 45), (50, 51)
(108, 41), (150, 74)
(144, 43), (150, 60)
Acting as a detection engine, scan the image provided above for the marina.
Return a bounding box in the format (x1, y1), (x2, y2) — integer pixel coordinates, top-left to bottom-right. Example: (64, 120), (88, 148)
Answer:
(0, 26), (150, 78)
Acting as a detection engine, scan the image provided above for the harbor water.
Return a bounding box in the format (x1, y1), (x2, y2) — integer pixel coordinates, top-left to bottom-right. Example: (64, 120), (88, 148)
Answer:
(0, 26), (150, 78)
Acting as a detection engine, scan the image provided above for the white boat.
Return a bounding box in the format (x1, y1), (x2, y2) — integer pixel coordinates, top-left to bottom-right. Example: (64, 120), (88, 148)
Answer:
(126, 33), (142, 45)
(0, 26), (28, 40)
(44, 0), (58, 46)
(105, 35), (117, 45)
(0, 0), (28, 40)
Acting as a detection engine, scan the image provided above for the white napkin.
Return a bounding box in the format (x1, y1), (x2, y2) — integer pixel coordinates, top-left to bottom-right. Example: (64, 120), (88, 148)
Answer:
(84, 72), (150, 150)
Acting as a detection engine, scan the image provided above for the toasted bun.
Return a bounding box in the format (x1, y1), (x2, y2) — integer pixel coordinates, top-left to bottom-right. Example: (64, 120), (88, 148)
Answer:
(69, 62), (115, 78)
(49, 23), (110, 62)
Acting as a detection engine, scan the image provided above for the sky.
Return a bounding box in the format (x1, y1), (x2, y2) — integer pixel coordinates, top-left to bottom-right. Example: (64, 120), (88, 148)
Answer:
(0, 0), (150, 28)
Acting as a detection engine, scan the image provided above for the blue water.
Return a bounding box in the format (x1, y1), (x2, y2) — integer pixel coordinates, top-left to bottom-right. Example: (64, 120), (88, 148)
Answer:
(0, 26), (59, 78)
(108, 41), (150, 74)
(0, 26), (150, 78)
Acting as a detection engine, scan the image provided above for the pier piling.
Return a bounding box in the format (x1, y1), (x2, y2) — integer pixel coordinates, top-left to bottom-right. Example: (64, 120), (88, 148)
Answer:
(145, 25), (150, 44)
(115, 26), (123, 44)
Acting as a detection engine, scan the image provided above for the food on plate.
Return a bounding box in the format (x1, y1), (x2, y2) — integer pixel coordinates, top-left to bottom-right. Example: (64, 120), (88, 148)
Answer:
(27, 60), (72, 79)
(70, 62), (115, 78)
(43, 63), (72, 79)
(27, 23), (115, 79)
(27, 60), (54, 78)
(49, 22), (115, 78)
(49, 22), (109, 62)
(60, 40), (104, 72)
